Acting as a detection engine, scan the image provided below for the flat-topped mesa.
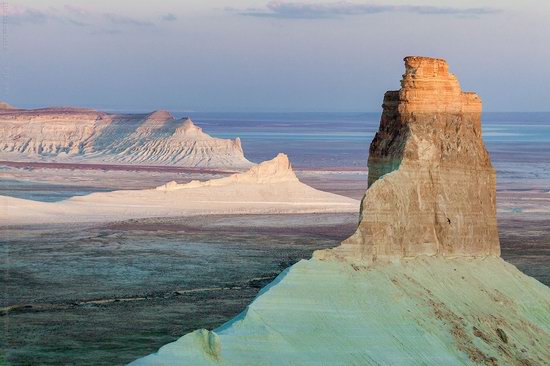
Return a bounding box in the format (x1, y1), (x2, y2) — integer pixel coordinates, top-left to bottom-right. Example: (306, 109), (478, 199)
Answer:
(144, 110), (175, 123)
(0, 104), (253, 168)
(317, 56), (499, 263)
(157, 153), (298, 191)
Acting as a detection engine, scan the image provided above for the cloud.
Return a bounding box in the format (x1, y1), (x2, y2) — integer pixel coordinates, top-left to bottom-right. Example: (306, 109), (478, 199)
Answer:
(64, 5), (153, 27)
(240, 1), (500, 19)
(161, 13), (178, 22)
(64, 4), (90, 17)
(4, 5), (49, 24)
(103, 13), (154, 27)
(91, 29), (124, 36)
(4, 4), (155, 30)
(5, 5), (89, 26)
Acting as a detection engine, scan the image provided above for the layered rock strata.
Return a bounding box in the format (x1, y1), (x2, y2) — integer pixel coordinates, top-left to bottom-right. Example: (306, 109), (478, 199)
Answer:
(0, 106), (252, 169)
(319, 56), (500, 263)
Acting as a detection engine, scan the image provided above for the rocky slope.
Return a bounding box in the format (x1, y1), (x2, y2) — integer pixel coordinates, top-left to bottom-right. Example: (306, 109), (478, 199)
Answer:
(0, 105), (252, 169)
(131, 57), (550, 366)
(1, 154), (359, 225)
(132, 257), (550, 366)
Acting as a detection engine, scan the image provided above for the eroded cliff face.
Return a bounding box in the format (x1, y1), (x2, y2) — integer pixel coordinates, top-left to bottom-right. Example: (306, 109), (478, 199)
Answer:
(0, 107), (252, 168)
(320, 56), (500, 263)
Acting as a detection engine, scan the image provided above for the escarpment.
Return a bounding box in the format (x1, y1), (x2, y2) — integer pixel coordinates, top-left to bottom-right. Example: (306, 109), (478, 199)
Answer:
(0, 106), (252, 169)
(320, 56), (500, 263)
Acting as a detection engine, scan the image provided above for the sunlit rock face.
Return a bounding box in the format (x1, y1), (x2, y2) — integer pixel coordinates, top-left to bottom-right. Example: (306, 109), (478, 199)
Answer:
(322, 56), (500, 263)
(0, 107), (252, 169)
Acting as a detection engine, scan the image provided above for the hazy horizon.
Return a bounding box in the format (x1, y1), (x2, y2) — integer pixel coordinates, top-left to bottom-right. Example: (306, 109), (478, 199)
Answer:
(2, 1), (550, 112)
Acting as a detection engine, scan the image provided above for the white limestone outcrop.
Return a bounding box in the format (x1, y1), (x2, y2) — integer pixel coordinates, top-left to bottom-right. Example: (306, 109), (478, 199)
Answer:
(0, 106), (252, 169)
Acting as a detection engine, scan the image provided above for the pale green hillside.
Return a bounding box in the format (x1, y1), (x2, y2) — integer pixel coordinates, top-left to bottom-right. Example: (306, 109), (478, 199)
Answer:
(132, 256), (550, 365)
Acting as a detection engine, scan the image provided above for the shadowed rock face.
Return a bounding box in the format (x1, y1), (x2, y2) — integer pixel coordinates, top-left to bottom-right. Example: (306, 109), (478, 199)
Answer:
(322, 56), (500, 263)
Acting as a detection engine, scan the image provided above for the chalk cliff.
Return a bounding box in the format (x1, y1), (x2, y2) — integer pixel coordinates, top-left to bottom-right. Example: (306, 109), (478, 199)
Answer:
(320, 56), (500, 263)
(0, 106), (252, 169)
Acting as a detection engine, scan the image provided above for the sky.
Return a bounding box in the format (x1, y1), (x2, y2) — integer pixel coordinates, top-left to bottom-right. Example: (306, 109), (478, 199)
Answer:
(2, 0), (550, 112)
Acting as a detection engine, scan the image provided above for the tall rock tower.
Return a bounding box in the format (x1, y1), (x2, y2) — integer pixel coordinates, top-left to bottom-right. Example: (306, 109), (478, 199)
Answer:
(322, 56), (500, 263)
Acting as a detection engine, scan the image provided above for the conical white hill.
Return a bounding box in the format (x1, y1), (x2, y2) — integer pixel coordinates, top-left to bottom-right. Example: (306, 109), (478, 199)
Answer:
(157, 153), (298, 191)
(1, 154), (359, 225)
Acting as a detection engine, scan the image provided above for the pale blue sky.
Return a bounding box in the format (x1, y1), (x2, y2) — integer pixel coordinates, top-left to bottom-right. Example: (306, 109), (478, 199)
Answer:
(3, 1), (550, 112)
